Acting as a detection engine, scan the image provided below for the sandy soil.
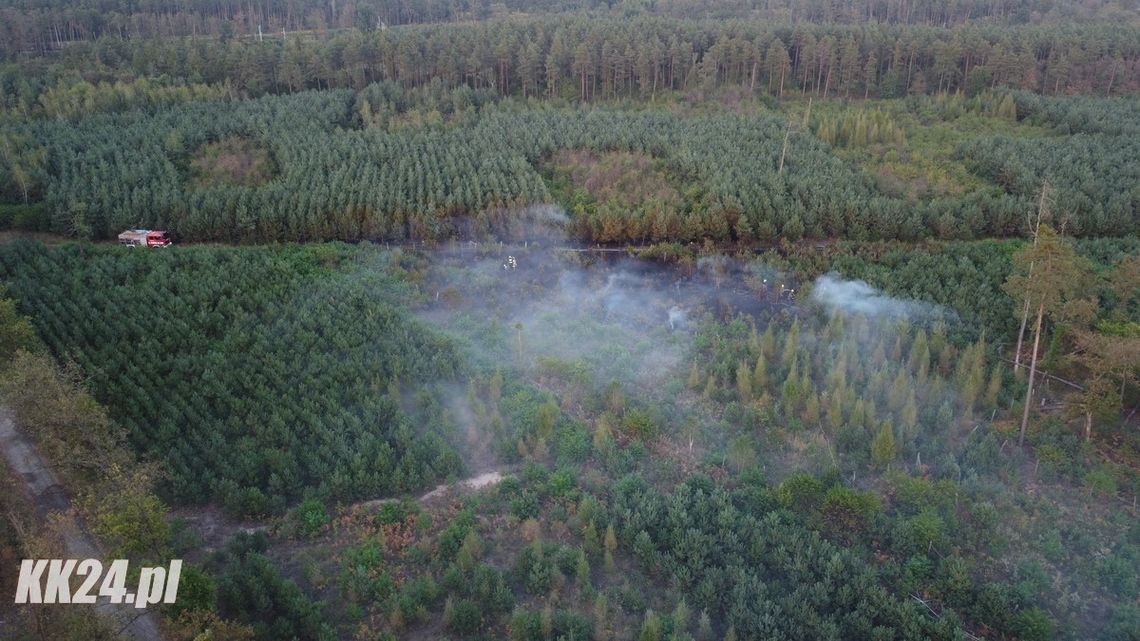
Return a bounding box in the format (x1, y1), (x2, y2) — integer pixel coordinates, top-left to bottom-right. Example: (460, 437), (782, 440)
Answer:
(417, 470), (505, 502)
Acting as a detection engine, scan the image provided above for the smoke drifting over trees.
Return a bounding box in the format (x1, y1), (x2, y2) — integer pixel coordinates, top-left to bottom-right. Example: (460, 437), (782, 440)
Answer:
(811, 273), (950, 320)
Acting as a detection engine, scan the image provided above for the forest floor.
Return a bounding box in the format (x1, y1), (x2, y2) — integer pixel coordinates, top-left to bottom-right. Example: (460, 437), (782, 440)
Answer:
(170, 505), (267, 561)
(0, 408), (166, 640)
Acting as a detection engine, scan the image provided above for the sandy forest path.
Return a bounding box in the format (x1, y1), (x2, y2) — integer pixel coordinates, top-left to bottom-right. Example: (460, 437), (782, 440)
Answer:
(362, 469), (507, 508)
(178, 467), (512, 555)
(0, 408), (165, 640)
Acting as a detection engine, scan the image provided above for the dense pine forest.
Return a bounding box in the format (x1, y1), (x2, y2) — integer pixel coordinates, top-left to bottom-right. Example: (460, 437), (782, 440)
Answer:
(1, 2), (1138, 641)
(2, 0), (1138, 54)
(3, 17), (1139, 105)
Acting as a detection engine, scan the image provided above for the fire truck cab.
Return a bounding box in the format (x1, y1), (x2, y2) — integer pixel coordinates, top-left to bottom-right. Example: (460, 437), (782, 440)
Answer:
(118, 229), (172, 248)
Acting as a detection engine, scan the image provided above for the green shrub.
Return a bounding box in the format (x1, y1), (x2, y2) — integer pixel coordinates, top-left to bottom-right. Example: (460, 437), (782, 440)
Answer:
(1035, 443), (1071, 480)
(441, 565), (465, 593)
(1103, 603), (1140, 641)
(836, 424), (871, 464)
(938, 556), (973, 608)
(726, 435), (759, 473)
(1013, 560), (1050, 605)
(446, 599), (482, 634)
(522, 461), (549, 486)
(526, 558), (552, 595)
(1095, 550), (1140, 598)
(775, 472), (824, 511)
(1010, 607), (1055, 641)
(547, 469), (577, 499)
(339, 540), (391, 602)
(397, 575), (440, 622)
(900, 555), (933, 594)
(820, 486), (882, 538)
(294, 496), (329, 538)
(556, 424), (592, 465)
(889, 475), (957, 517)
(1038, 528), (1064, 562)
(375, 500), (413, 526)
(498, 475), (522, 496)
(168, 564), (215, 616)
(1084, 466), (1118, 497)
(621, 408), (658, 440)
(895, 511), (946, 557)
(510, 491), (541, 519)
(970, 584), (1014, 633)
(966, 500), (1000, 551)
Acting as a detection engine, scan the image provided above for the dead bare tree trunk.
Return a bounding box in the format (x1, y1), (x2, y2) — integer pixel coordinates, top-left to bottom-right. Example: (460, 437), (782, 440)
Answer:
(778, 129), (791, 174)
(1014, 298), (1030, 372)
(1020, 301), (1045, 446)
(1015, 182), (1049, 372)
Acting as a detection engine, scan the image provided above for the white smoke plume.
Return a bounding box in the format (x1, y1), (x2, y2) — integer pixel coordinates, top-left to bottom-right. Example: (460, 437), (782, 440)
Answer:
(668, 306), (687, 330)
(528, 203), (570, 227)
(810, 273), (945, 319)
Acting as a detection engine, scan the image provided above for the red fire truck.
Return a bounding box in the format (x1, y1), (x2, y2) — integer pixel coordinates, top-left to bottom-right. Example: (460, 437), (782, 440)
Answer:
(117, 229), (172, 248)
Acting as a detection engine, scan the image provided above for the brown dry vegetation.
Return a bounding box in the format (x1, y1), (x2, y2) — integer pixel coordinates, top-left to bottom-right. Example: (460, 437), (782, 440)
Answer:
(189, 137), (276, 188)
(548, 149), (681, 209)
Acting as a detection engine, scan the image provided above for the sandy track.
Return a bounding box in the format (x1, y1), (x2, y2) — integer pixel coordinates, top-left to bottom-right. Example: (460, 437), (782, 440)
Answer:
(416, 470), (505, 502)
(355, 469), (507, 511)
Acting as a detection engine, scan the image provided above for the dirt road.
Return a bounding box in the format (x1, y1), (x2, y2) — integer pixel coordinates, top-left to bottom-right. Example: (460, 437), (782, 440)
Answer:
(351, 469), (507, 513)
(0, 408), (165, 640)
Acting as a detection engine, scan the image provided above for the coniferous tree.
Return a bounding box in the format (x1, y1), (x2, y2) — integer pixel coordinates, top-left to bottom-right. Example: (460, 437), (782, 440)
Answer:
(737, 361), (753, 403)
(1004, 224), (1092, 445)
(871, 420), (896, 468)
(753, 354), (768, 389)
